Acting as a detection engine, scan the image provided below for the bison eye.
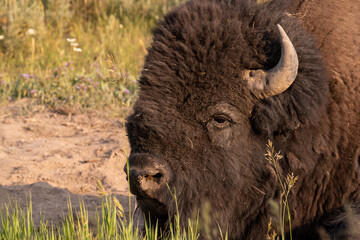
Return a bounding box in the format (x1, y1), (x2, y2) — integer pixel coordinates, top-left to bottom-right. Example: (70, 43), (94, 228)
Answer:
(214, 116), (227, 124)
(211, 115), (231, 128)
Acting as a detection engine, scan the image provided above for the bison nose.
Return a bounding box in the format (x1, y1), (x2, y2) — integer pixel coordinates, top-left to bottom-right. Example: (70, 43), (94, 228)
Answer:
(123, 165), (164, 184)
(124, 153), (169, 197)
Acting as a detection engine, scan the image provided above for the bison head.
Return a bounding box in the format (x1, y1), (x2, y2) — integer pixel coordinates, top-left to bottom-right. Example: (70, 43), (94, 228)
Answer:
(125, 0), (328, 238)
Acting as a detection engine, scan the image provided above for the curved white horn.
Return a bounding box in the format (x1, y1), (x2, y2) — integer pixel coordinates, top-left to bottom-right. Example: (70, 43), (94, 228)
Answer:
(243, 24), (299, 99)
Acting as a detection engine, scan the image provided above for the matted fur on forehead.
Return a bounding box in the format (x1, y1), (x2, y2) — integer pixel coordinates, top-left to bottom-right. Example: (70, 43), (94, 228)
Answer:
(137, 0), (288, 105)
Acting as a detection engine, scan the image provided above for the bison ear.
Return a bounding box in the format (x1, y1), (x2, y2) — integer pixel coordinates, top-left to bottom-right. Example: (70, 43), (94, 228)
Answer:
(250, 95), (301, 136)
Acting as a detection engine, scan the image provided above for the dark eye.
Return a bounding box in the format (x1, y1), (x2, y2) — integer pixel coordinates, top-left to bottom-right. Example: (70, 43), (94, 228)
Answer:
(211, 115), (231, 128)
(214, 116), (228, 124)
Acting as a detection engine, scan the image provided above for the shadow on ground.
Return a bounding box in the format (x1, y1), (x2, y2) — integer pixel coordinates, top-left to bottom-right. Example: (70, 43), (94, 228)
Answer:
(0, 182), (141, 229)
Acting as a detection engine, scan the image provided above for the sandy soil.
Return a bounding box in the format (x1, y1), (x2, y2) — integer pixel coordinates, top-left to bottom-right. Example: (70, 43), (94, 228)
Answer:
(0, 100), (136, 226)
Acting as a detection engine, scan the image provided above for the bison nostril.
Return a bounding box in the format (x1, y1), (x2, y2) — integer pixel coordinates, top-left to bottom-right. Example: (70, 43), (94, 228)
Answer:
(143, 172), (163, 184)
(149, 172), (163, 184)
(126, 167), (165, 183)
(153, 173), (163, 179)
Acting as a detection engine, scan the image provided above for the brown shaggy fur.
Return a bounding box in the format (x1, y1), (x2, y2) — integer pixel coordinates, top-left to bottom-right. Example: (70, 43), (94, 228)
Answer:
(125, 0), (360, 239)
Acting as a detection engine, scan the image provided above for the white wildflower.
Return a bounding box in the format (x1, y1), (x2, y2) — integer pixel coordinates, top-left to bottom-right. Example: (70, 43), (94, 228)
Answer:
(73, 47), (82, 52)
(66, 38), (76, 43)
(26, 28), (36, 36)
(70, 42), (79, 47)
(0, 35), (4, 40)
(119, 24), (123, 29)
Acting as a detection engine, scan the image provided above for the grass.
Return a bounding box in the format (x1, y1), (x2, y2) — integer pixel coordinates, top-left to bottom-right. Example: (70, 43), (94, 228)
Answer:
(0, 0), (182, 110)
(265, 140), (298, 240)
(0, 181), (207, 240)
(0, 194), (141, 239)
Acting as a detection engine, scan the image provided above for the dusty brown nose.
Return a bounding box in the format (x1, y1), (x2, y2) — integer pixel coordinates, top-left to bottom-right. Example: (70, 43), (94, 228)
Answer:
(124, 153), (169, 197)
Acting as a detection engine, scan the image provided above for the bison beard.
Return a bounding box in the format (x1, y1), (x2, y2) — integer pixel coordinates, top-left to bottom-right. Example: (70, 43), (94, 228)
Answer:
(125, 0), (360, 239)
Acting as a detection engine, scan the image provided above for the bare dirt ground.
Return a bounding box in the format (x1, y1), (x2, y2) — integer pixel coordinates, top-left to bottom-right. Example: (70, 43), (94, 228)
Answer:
(0, 100), (136, 226)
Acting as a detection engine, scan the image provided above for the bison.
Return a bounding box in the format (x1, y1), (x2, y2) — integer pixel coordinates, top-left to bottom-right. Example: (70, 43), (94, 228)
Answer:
(124, 0), (360, 239)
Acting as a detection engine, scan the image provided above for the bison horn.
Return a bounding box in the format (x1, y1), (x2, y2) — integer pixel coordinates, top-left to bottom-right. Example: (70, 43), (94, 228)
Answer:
(243, 24), (299, 99)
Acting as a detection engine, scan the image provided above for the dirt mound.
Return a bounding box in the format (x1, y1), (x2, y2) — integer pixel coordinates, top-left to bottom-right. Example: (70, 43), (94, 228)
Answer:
(0, 100), (135, 225)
